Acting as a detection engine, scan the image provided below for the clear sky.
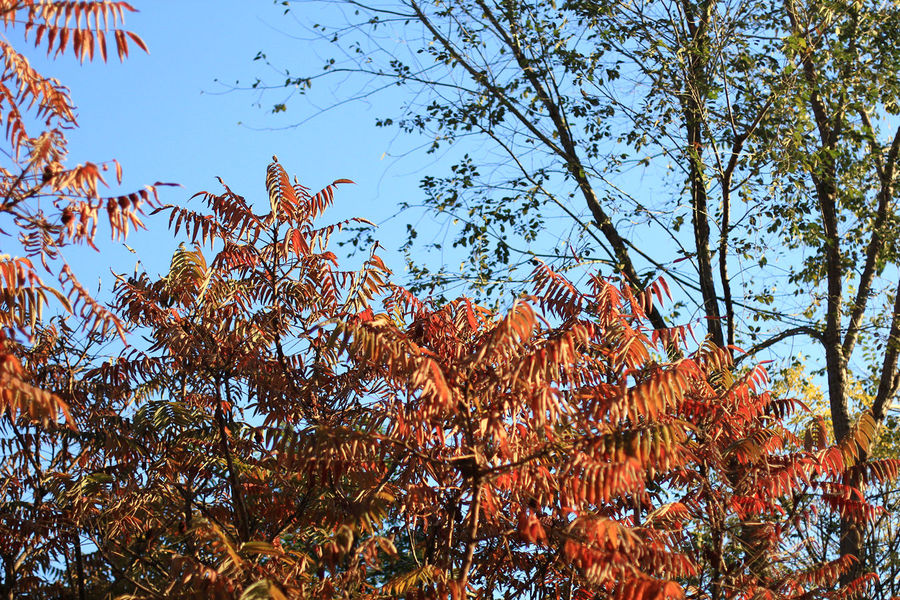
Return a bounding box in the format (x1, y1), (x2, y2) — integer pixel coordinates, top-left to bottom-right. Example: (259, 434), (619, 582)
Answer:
(23, 1), (425, 288)
(21, 1), (681, 309)
(12, 1), (855, 393)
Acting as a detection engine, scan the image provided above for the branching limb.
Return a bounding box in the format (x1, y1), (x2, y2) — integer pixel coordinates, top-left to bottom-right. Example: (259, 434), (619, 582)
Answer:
(733, 326), (824, 366)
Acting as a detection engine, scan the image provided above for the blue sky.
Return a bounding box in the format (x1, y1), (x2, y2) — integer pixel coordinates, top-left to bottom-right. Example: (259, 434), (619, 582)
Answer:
(22, 1), (685, 309)
(18, 2), (831, 363)
(24, 1), (424, 288)
(14, 1), (868, 399)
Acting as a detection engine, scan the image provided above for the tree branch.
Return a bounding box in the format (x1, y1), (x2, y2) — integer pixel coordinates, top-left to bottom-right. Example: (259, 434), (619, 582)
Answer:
(872, 280), (900, 423)
(733, 326), (824, 366)
(843, 120), (900, 360)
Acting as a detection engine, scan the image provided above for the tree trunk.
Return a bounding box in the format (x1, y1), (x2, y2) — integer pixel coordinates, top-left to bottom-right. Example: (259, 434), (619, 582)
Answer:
(680, 0), (724, 347)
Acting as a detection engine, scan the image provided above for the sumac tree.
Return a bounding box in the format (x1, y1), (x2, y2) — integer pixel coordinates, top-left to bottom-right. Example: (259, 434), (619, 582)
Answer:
(253, 0), (900, 578)
(0, 3), (166, 597)
(44, 159), (895, 599)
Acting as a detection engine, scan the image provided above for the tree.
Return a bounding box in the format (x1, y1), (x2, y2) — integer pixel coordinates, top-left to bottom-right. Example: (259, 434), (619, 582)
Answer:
(74, 159), (391, 598)
(0, 1), (163, 340)
(33, 158), (892, 599)
(0, 0), (164, 422)
(0, 3), (164, 596)
(340, 261), (893, 600)
(253, 0), (900, 578)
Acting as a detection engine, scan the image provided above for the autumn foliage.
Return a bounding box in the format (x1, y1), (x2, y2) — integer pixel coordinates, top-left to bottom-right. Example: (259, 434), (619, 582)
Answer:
(0, 5), (897, 598)
(0, 2), (163, 596)
(0, 152), (893, 599)
(0, 1), (167, 424)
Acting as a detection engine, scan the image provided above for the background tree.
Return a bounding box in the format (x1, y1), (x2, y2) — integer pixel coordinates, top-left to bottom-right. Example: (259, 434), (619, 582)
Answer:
(253, 0), (900, 579)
